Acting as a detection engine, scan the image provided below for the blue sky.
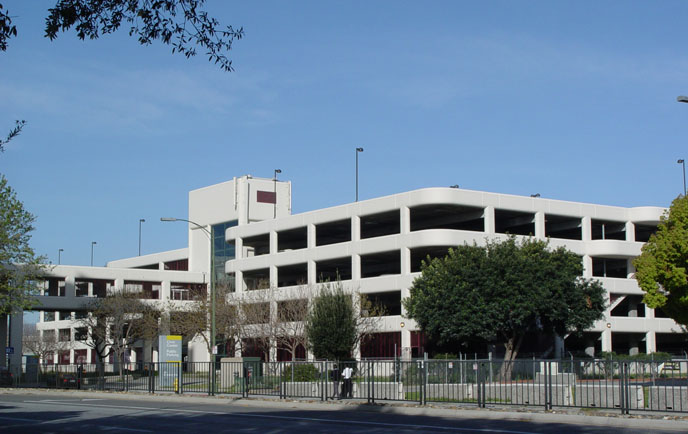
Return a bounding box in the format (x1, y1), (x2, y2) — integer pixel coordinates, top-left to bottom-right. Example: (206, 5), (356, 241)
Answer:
(2, 1), (688, 267)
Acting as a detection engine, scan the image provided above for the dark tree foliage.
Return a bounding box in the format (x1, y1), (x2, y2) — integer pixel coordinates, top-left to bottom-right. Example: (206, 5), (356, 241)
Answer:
(0, 3), (16, 51)
(306, 282), (358, 361)
(0, 120), (25, 153)
(403, 237), (606, 366)
(634, 195), (688, 327)
(2, 1), (243, 71)
(0, 175), (45, 316)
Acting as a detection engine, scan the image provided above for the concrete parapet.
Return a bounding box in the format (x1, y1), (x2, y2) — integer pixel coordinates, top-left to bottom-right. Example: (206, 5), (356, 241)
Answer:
(647, 386), (688, 411)
(573, 384), (644, 409)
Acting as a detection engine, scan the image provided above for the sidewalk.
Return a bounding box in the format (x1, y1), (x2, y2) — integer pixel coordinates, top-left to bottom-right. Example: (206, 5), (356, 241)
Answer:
(2, 387), (687, 431)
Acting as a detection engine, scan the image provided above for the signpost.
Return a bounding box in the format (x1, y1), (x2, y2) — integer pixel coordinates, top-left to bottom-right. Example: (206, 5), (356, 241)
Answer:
(158, 335), (182, 390)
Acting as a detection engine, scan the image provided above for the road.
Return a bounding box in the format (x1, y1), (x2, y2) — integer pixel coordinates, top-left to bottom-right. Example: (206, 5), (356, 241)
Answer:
(0, 391), (685, 433)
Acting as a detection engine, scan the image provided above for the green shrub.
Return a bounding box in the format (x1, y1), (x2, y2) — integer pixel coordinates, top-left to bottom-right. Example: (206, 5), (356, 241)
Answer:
(281, 364), (320, 382)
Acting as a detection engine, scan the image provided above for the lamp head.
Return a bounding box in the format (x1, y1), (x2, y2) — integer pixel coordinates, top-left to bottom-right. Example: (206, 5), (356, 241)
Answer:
(160, 217), (177, 222)
(356, 147), (364, 152)
(679, 159), (685, 164)
(678, 96), (688, 103)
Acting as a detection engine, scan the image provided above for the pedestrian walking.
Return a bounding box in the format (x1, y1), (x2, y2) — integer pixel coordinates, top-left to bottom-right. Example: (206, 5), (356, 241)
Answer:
(330, 364), (341, 399)
(342, 364), (353, 398)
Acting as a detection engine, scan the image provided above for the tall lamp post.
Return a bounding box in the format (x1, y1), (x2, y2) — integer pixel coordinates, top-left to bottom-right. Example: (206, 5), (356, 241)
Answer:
(58, 248), (63, 265)
(161, 217), (216, 357)
(677, 96), (688, 194)
(273, 169), (281, 218)
(355, 147), (364, 202)
(678, 159), (686, 196)
(90, 241), (97, 266)
(138, 219), (145, 256)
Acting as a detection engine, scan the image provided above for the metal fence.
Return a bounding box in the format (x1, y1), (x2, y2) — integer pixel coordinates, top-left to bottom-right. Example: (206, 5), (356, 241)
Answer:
(4, 358), (687, 414)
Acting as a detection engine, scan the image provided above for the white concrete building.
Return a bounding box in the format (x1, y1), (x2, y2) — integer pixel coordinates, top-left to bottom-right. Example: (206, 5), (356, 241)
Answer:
(6, 175), (686, 367)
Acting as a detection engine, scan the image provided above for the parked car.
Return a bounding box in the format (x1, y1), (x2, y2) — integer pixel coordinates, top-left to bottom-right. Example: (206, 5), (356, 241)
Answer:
(59, 373), (80, 389)
(0, 369), (13, 386)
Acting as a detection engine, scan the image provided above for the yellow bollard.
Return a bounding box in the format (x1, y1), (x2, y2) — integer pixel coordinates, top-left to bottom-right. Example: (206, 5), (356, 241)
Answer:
(174, 377), (178, 392)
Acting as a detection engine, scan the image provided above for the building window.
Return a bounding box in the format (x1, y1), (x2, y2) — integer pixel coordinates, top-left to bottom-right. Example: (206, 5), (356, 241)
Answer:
(212, 220), (238, 289)
(361, 332), (401, 358)
(59, 329), (71, 342)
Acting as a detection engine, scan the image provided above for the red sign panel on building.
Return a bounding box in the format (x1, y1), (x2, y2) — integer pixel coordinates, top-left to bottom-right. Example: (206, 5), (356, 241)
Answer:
(257, 190), (277, 204)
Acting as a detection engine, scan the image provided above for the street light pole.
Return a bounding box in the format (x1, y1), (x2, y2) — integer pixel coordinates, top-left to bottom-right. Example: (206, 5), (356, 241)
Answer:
(678, 160), (686, 196)
(161, 217), (216, 358)
(273, 169), (281, 218)
(58, 248), (63, 265)
(138, 218), (145, 256)
(90, 241), (97, 266)
(356, 147), (364, 201)
(676, 97), (688, 194)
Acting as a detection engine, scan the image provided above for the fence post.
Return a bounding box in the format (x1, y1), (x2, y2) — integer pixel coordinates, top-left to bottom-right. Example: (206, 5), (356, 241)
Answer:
(176, 362), (181, 394)
(371, 360), (375, 404)
(321, 361), (325, 402)
(544, 360), (551, 410)
(477, 363), (482, 408)
(422, 360), (428, 406)
(279, 362), (283, 400)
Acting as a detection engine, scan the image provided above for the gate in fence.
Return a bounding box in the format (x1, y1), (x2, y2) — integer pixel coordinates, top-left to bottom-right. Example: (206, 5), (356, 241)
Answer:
(5, 359), (687, 414)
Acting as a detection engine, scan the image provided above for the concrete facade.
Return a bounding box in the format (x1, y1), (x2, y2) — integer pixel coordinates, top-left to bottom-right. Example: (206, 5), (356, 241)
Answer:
(7, 175), (685, 368)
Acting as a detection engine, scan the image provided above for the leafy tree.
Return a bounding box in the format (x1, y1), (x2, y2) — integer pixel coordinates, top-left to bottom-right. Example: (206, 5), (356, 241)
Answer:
(403, 237), (605, 374)
(306, 282), (358, 361)
(0, 175), (45, 316)
(634, 195), (688, 327)
(305, 281), (381, 361)
(1, 1), (243, 72)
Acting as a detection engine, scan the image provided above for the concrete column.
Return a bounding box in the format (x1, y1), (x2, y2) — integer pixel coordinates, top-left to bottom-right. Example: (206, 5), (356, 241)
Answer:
(115, 278), (124, 289)
(401, 206), (411, 234)
(535, 211), (545, 239)
(647, 306), (655, 319)
(484, 206), (495, 234)
(401, 328), (411, 361)
(352, 215), (361, 242)
(581, 216), (592, 242)
(235, 270), (243, 293)
(628, 301), (638, 318)
(626, 221), (635, 242)
(400, 247), (411, 275)
(161, 280), (171, 301)
(645, 331), (657, 354)
(307, 223), (316, 249)
(308, 260), (316, 286)
(601, 328), (612, 352)
(9, 311), (23, 367)
(269, 265), (278, 288)
(352, 254), (361, 281)
(629, 340), (639, 356)
(627, 259), (636, 278)
(582, 255), (593, 277)
(585, 336), (596, 358)
(554, 335), (565, 358)
(65, 275), (76, 298)
(269, 231), (278, 255)
(143, 339), (154, 363)
(235, 237), (243, 259)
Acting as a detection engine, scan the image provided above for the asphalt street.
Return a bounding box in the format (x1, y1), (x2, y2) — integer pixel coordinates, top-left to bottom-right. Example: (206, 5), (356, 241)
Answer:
(0, 390), (686, 433)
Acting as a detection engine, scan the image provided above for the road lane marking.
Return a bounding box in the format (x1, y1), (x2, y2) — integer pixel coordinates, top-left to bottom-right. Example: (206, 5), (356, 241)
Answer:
(23, 401), (539, 433)
(98, 425), (153, 432)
